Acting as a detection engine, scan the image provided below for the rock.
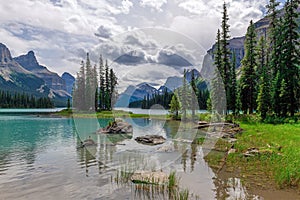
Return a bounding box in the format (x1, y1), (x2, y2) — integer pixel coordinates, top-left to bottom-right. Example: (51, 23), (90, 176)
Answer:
(99, 120), (133, 134)
(156, 142), (175, 152)
(228, 148), (236, 154)
(243, 148), (260, 157)
(80, 138), (96, 147)
(131, 171), (168, 185)
(135, 135), (166, 145)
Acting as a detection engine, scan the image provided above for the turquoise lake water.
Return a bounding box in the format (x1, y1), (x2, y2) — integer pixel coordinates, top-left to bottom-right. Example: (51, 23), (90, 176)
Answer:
(0, 113), (296, 200)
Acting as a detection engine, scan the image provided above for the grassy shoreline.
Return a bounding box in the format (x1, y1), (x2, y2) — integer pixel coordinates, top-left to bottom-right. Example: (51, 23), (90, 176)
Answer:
(227, 122), (300, 190)
(57, 109), (169, 119)
(58, 109), (300, 190)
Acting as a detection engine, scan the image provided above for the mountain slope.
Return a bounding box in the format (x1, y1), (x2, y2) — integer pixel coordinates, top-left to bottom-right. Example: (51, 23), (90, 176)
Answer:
(61, 72), (75, 94)
(0, 43), (50, 96)
(207, 6), (300, 69)
(115, 83), (157, 107)
(14, 51), (67, 91)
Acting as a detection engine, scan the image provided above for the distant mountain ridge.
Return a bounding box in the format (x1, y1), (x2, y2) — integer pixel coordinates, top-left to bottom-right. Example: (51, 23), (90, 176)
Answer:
(0, 43), (74, 106)
(115, 69), (202, 107)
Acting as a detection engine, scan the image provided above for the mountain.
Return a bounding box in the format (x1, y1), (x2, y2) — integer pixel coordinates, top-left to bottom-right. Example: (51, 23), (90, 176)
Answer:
(61, 72), (75, 94)
(115, 83), (158, 107)
(0, 43), (71, 106)
(14, 51), (67, 91)
(207, 5), (300, 69)
(0, 43), (50, 96)
(115, 69), (204, 107)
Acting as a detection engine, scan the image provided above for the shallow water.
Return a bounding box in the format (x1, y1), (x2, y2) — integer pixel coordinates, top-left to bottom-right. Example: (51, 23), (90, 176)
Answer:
(0, 114), (299, 200)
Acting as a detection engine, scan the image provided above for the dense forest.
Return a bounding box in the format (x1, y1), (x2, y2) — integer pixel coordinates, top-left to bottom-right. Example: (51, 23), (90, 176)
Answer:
(209, 0), (299, 120)
(72, 53), (118, 111)
(0, 90), (54, 108)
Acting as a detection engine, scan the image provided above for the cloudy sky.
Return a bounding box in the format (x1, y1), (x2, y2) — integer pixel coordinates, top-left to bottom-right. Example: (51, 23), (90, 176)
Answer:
(0, 0), (286, 91)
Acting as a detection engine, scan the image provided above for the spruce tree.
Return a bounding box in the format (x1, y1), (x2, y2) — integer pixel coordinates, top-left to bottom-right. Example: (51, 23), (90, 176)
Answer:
(256, 36), (271, 119)
(211, 28), (227, 115)
(214, 29), (222, 74)
(99, 55), (105, 110)
(180, 69), (189, 120)
(280, 0), (300, 116)
(85, 53), (93, 110)
(169, 93), (180, 120)
(75, 61), (86, 110)
(67, 98), (71, 110)
(229, 51), (237, 114)
(190, 70), (198, 120)
(240, 20), (257, 114)
(220, 2), (232, 113)
(110, 68), (118, 108)
(104, 60), (111, 110)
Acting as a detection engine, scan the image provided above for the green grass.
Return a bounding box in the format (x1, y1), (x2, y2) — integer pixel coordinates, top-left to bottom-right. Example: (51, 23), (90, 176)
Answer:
(227, 122), (300, 189)
(57, 109), (153, 118)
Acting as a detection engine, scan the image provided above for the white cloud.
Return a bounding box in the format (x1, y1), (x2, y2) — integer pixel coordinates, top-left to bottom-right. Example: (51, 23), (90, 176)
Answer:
(0, 0), (274, 83)
(140, 0), (168, 12)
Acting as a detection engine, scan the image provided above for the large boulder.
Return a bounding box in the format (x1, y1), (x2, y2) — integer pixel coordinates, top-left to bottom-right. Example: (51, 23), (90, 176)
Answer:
(135, 135), (166, 145)
(99, 120), (133, 134)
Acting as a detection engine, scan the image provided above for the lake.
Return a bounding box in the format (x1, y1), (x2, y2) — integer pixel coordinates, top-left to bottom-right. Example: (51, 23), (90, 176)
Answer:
(0, 113), (298, 200)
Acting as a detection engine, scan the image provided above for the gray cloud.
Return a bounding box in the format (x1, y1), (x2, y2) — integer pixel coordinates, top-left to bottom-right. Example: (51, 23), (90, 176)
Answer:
(95, 25), (112, 38)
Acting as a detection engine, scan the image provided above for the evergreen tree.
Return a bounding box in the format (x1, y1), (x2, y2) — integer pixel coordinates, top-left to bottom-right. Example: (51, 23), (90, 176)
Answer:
(190, 70), (198, 120)
(99, 54), (105, 110)
(229, 51), (237, 114)
(266, 0), (280, 55)
(211, 28), (227, 114)
(104, 60), (111, 110)
(180, 69), (189, 120)
(110, 68), (118, 107)
(240, 20), (257, 114)
(75, 61), (86, 110)
(210, 68), (227, 115)
(169, 93), (180, 120)
(92, 64), (98, 111)
(256, 36), (271, 119)
(85, 53), (95, 110)
(279, 0), (300, 116)
(214, 29), (222, 74)
(67, 98), (71, 110)
(220, 2), (232, 113)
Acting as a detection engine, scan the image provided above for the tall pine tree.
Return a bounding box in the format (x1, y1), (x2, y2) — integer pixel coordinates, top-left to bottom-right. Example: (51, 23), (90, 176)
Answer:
(220, 2), (233, 113)
(256, 36), (271, 119)
(279, 0), (300, 116)
(240, 20), (257, 114)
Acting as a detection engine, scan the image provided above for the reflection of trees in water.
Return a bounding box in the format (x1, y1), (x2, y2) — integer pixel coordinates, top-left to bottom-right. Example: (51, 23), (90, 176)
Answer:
(211, 168), (257, 199)
(190, 143), (197, 172)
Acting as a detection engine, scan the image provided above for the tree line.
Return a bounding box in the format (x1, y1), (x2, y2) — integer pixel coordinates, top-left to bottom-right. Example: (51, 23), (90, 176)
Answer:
(0, 90), (54, 108)
(211, 0), (299, 119)
(72, 53), (118, 111)
(128, 69), (209, 120)
(169, 69), (209, 120)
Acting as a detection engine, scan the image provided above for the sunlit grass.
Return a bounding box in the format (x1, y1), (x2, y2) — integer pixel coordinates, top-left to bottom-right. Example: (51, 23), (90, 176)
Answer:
(227, 122), (300, 188)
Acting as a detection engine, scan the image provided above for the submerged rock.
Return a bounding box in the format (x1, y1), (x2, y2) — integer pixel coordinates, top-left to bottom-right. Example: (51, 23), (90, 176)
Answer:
(131, 171), (168, 185)
(156, 142), (175, 152)
(135, 135), (166, 145)
(79, 137), (96, 148)
(99, 120), (133, 134)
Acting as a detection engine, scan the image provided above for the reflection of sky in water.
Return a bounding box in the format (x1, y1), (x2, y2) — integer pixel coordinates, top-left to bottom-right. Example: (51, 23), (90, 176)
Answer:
(0, 115), (291, 199)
